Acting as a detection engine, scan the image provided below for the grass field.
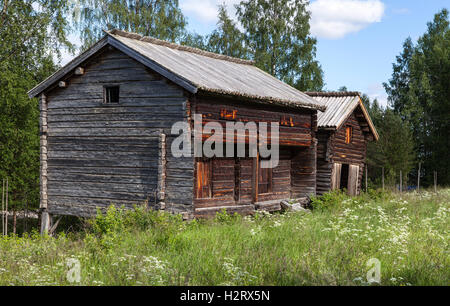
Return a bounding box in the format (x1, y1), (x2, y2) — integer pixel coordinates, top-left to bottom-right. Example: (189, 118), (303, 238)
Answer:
(0, 189), (448, 286)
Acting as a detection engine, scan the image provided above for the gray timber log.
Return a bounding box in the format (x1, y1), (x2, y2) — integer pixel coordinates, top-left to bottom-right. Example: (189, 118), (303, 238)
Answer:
(45, 49), (192, 217)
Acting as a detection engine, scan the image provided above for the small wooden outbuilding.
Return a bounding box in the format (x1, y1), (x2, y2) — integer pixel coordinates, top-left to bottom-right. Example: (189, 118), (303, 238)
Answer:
(28, 29), (326, 230)
(306, 92), (379, 196)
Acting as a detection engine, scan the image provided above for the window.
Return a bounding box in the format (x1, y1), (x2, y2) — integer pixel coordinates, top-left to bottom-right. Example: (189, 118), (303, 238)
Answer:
(345, 126), (353, 144)
(104, 86), (120, 104)
(258, 160), (273, 194)
(196, 160), (212, 199)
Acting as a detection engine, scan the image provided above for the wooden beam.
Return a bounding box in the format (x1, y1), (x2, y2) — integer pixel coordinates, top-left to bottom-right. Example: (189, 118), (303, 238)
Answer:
(252, 152), (259, 203)
(28, 37), (109, 98)
(74, 67), (85, 75)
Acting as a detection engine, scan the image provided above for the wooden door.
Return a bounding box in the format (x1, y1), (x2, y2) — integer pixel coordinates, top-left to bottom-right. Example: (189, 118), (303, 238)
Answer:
(348, 165), (360, 196)
(331, 163), (342, 190)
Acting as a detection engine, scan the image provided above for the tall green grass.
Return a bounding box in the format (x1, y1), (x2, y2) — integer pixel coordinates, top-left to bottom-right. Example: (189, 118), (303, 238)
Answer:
(0, 189), (448, 286)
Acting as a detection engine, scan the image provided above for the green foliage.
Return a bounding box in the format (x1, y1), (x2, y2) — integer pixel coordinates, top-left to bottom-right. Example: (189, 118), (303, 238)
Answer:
(206, 4), (250, 59)
(214, 208), (242, 224)
(366, 103), (416, 187)
(74, 0), (187, 48)
(310, 189), (348, 210)
(235, 0), (324, 91)
(0, 190), (448, 286)
(384, 9), (450, 186)
(0, 1), (69, 210)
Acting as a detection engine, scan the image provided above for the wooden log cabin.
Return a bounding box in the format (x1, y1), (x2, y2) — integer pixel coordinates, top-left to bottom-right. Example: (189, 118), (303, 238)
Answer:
(28, 29), (326, 231)
(306, 92), (379, 196)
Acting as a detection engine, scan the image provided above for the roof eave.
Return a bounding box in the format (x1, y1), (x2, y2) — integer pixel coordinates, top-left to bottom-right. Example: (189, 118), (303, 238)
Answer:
(28, 37), (110, 98)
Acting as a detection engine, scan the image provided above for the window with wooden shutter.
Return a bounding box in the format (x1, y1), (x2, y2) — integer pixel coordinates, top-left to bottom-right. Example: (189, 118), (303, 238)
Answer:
(196, 160), (212, 199)
(258, 160), (273, 194)
(345, 126), (353, 144)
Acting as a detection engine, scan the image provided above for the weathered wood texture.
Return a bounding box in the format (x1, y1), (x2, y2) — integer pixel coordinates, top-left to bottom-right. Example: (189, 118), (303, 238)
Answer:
(191, 95), (317, 213)
(316, 109), (368, 195)
(291, 141), (317, 198)
(45, 49), (191, 217)
(40, 94), (48, 211)
(194, 99), (314, 147)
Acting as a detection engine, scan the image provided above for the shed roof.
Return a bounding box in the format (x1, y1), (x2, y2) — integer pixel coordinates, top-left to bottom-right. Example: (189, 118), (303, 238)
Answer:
(28, 29), (326, 112)
(306, 92), (379, 140)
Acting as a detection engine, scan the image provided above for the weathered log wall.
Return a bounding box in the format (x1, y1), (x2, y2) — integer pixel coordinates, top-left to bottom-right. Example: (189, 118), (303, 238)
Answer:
(192, 97), (317, 215)
(316, 109), (368, 195)
(45, 48), (192, 217)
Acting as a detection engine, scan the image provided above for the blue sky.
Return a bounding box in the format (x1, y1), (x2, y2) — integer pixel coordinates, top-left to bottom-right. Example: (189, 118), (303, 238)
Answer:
(179, 0), (449, 106)
(62, 0), (449, 106)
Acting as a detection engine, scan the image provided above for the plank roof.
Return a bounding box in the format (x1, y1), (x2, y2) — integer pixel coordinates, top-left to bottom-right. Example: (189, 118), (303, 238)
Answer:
(306, 92), (379, 140)
(28, 29), (326, 112)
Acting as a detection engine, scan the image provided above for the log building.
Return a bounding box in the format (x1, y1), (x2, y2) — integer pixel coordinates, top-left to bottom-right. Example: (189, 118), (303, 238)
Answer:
(28, 29), (326, 231)
(306, 92), (379, 196)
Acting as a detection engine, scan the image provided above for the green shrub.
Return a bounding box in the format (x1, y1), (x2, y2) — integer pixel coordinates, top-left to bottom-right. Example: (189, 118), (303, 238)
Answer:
(310, 190), (349, 210)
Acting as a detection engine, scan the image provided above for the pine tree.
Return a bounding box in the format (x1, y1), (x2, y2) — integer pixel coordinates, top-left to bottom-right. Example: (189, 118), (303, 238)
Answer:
(384, 9), (450, 185)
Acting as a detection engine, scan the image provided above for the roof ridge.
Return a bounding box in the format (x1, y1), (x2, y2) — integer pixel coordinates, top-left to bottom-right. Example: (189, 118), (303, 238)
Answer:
(306, 91), (361, 97)
(107, 29), (255, 66)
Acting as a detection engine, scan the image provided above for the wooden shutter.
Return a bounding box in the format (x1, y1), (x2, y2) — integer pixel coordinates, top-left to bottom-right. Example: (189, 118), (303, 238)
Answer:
(258, 160), (273, 195)
(348, 165), (360, 196)
(345, 126), (352, 144)
(196, 160), (212, 199)
(331, 163), (342, 190)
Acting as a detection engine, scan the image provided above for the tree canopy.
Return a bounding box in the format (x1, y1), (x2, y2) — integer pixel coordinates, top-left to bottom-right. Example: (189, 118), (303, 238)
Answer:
(384, 9), (450, 185)
(236, 0), (324, 91)
(74, 0), (187, 48)
(0, 0), (71, 210)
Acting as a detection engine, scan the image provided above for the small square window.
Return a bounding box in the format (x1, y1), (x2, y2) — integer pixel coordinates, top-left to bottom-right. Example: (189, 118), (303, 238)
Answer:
(104, 86), (120, 104)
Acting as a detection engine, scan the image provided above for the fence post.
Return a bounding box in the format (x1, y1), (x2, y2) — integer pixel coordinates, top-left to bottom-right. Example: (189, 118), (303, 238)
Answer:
(382, 167), (385, 191)
(399, 170), (402, 193)
(5, 178), (8, 235)
(417, 162), (421, 193)
(365, 166), (368, 193)
(1, 178), (4, 236)
(5, 178), (9, 236)
(434, 171), (437, 193)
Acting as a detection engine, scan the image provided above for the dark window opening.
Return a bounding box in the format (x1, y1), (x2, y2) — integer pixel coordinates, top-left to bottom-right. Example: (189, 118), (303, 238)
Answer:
(340, 164), (349, 190)
(196, 160), (212, 199)
(104, 86), (120, 104)
(258, 160), (273, 195)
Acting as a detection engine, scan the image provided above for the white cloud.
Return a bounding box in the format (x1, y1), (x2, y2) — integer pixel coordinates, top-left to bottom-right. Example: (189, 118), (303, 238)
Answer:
(180, 0), (240, 24)
(309, 0), (385, 39)
(367, 83), (388, 107)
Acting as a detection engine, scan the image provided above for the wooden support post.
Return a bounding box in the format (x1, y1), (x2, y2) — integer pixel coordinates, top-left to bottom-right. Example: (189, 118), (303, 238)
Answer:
(252, 151), (259, 204)
(399, 170), (402, 193)
(417, 162), (421, 193)
(39, 93), (49, 235)
(157, 133), (167, 207)
(382, 167), (385, 191)
(40, 210), (51, 235)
